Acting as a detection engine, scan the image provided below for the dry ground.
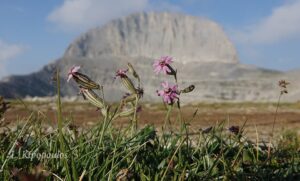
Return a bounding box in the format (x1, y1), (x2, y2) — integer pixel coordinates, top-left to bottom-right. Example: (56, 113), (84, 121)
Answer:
(2, 101), (300, 140)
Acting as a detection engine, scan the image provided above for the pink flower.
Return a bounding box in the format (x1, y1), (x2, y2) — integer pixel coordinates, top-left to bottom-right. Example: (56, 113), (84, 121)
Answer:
(157, 81), (179, 104)
(67, 65), (81, 82)
(153, 56), (173, 74)
(115, 69), (128, 79)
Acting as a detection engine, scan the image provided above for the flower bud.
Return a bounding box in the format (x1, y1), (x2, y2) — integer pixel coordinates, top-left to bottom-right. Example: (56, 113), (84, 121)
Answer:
(73, 72), (101, 90)
(115, 69), (137, 94)
(67, 66), (100, 89)
(121, 77), (137, 95)
(180, 85), (195, 94)
(80, 88), (106, 109)
(127, 63), (139, 80)
(122, 93), (136, 103)
(118, 106), (141, 117)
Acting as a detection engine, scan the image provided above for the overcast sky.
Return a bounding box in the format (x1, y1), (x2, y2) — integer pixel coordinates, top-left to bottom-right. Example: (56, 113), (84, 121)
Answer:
(1, 0), (300, 78)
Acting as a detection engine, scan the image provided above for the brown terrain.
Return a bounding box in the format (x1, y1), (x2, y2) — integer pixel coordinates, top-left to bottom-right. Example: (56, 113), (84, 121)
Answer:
(2, 100), (300, 141)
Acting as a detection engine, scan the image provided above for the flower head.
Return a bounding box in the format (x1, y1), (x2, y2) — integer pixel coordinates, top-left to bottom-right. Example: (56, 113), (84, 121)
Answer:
(153, 56), (174, 74)
(80, 88), (106, 109)
(115, 69), (128, 79)
(278, 80), (290, 95)
(157, 81), (179, 104)
(115, 68), (137, 94)
(67, 65), (100, 89)
(278, 80), (289, 88)
(67, 65), (81, 82)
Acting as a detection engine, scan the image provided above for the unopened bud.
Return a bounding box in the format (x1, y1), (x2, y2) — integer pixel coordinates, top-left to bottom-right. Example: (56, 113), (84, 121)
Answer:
(122, 93), (136, 103)
(118, 106), (141, 117)
(127, 63), (139, 80)
(180, 85), (195, 94)
(68, 66), (101, 89)
(121, 77), (137, 94)
(115, 69), (137, 94)
(80, 88), (106, 109)
(281, 90), (288, 95)
(73, 72), (101, 90)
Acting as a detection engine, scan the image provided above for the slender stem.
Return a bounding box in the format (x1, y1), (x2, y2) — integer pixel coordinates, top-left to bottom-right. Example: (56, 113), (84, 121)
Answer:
(173, 71), (188, 149)
(99, 106), (112, 147)
(56, 69), (72, 180)
(271, 94), (282, 137)
(163, 105), (173, 133)
(268, 93), (282, 159)
(132, 94), (139, 132)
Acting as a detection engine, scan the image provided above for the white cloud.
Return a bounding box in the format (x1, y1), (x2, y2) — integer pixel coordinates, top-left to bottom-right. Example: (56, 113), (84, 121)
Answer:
(0, 40), (26, 62)
(0, 40), (26, 77)
(48, 0), (147, 31)
(47, 0), (181, 32)
(233, 0), (300, 44)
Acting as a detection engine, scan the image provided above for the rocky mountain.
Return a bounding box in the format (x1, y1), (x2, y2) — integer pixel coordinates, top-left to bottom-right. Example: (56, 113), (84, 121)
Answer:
(0, 12), (298, 102)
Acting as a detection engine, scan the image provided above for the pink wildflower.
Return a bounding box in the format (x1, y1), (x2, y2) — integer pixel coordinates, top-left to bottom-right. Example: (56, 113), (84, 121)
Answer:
(115, 68), (137, 94)
(153, 56), (173, 74)
(157, 81), (179, 104)
(115, 69), (128, 79)
(67, 65), (81, 82)
(67, 65), (100, 89)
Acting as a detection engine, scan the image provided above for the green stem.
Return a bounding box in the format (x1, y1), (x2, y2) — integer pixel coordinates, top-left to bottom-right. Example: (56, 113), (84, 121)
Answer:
(271, 94), (282, 137)
(268, 93), (282, 159)
(99, 108), (108, 146)
(56, 69), (72, 180)
(132, 94), (139, 132)
(163, 105), (173, 133)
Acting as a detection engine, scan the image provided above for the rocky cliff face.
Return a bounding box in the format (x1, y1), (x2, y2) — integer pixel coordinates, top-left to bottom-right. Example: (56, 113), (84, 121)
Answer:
(0, 12), (298, 102)
(65, 12), (238, 64)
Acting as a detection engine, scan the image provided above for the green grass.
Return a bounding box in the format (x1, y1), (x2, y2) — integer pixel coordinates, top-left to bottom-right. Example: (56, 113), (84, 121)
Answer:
(1, 66), (299, 180)
(0, 109), (299, 180)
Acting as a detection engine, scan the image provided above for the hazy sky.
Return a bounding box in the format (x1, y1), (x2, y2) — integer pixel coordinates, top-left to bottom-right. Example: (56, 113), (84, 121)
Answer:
(1, 0), (300, 78)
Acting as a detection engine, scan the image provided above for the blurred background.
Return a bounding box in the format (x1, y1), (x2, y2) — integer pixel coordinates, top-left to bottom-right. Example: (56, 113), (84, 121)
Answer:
(0, 0), (300, 139)
(1, 0), (300, 78)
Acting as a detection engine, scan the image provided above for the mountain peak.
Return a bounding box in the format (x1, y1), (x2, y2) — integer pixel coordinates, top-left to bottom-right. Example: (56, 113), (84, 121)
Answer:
(3, 12), (294, 102)
(65, 12), (238, 64)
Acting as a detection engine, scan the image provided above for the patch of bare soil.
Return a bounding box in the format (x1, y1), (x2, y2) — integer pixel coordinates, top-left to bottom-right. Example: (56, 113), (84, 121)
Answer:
(2, 102), (300, 140)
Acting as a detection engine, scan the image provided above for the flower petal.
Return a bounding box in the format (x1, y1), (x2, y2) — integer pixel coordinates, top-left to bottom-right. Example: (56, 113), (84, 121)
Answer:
(161, 81), (169, 89)
(154, 66), (162, 74)
(162, 66), (171, 74)
(165, 56), (173, 64)
(72, 66), (81, 73)
(67, 74), (73, 82)
(157, 90), (164, 96)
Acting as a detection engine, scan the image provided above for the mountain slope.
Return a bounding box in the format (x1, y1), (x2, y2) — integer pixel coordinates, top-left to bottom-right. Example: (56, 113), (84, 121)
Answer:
(65, 12), (238, 64)
(0, 12), (297, 102)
